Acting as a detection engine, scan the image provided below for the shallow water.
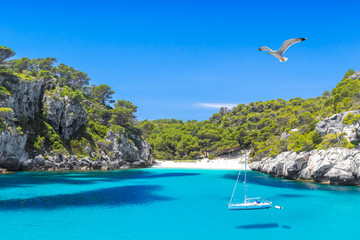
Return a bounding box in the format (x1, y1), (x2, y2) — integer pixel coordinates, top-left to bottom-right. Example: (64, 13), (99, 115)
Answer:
(0, 169), (358, 240)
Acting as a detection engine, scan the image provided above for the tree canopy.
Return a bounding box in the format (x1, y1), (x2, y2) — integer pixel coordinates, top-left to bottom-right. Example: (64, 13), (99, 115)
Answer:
(0, 46), (15, 63)
(142, 69), (360, 160)
(0, 46), (141, 158)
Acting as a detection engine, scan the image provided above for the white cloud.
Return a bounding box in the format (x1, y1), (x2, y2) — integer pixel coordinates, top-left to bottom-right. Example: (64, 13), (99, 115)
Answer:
(195, 103), (237, 109)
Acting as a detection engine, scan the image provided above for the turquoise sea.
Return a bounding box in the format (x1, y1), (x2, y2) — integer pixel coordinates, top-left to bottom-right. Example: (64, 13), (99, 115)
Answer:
(0, 168), (359, 240)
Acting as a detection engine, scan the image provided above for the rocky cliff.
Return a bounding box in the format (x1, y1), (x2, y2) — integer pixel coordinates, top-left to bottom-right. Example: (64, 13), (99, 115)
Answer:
(0, 73), (152, 172)
(315, 109), (360, 142)
(249, 148), (360, 185)
(20, 129), (152, 171)
(250, 106), (360, 185)
(0, 129), (28, 170)
(43, 89), (87, 140)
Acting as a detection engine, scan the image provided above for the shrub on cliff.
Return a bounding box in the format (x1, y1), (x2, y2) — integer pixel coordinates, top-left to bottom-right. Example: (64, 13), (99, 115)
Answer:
(287, 131), (314, 153)
(343, 113), (360, 125)
(0, 107), (14, 120)
(316, 133), (350, 149)
(0, 87), (11, 100)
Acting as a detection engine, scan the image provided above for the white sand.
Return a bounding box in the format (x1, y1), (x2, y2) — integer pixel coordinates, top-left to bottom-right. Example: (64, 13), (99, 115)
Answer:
(151, 158), (245, 170)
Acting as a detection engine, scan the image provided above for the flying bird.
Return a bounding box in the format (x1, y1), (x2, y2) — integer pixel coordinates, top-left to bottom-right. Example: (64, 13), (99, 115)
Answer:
(259, 38), (307, 62)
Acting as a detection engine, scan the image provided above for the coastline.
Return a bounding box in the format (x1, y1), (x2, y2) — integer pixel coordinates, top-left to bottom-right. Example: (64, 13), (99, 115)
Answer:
(151, 158), (245, 170)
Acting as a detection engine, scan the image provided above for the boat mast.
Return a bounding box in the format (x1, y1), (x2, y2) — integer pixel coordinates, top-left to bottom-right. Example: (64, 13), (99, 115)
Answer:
(244, 150), (247, 203)
(229, 162), (242, 204)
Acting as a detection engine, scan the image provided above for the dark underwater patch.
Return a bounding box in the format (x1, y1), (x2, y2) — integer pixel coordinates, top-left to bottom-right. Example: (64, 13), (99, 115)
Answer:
(0, 170), (200, 189)
(0, 184), (173, 211)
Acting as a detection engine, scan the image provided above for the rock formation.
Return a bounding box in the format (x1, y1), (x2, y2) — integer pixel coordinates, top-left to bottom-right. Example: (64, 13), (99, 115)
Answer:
(0, 73), (152, 172)
(315, 109), (360, 141)
(0, 129), (28, 170)
(349, 71), (360, 81)
(43, 90), (87, 140)
(105, 130), (151, 164)
(0, 75), (44, 118)
(249, 100), (360, 186)
(249, 148), (360, 185)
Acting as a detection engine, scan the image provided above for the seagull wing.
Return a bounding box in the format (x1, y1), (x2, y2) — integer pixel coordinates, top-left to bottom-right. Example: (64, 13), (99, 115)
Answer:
(259, 46), (272, 52)
(277, 38), (307, 55)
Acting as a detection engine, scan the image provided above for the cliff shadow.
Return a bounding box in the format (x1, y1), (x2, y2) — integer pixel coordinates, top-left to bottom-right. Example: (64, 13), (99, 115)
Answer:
(0, 184), (174, 211)
(0, 170), (200, 189)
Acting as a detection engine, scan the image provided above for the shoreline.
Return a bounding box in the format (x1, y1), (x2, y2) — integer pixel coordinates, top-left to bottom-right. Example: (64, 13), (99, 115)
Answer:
(151, 158), (245, 170)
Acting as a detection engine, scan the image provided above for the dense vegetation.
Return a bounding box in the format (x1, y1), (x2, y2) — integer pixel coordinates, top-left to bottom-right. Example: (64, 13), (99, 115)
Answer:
(0, 46), (141, 158)
(142, 69), (360, 160)
(2, 45), (360, 162)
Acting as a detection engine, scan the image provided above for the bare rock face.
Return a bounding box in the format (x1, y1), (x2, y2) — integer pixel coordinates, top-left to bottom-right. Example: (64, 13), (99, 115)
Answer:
(284, 152), (310, 178)
(19, 151), (151, 171)
(0, 75), (38, 170)
(315, 109), (360, 141)
(105, 130), (152, 166)
(0, 130), (28, 170)
(250, 148), (360, 185)
(16, 130), (152, 171)
(349, 71), (360, 81)
(0, 76), (44, 119)
(43, 91), (87, 140)
(324, 159), (357, 185)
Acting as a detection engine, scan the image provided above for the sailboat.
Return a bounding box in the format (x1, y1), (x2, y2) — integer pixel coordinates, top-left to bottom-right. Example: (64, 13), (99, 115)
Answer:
(228, 150), (272, 210)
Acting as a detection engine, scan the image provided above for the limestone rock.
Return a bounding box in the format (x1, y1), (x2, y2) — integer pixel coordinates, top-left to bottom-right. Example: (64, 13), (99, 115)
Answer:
(21, 159), (37, 171)
(315, 109), (360, 141)
(78, 158), (91, 170)
(349, 71), (360, 81)
(250, 148), (360, 185)
(43, 91), (87, 140)
(284, 152), (310, 179)
(325, 159), (358, 185)
(91, 161), (102, 170)
(54, 154), (64, 163)
(280, 132), (289, 140)
(132, 160), (148, 168)
(105, 130), (152, 163)
(1, 74), (152, 172)
(0, 130), (28, 170)
(34, 155), (45, 166)
(0, 76), (44, 119)
(120, 164), (130, 169)
(44, 160), (55, 170)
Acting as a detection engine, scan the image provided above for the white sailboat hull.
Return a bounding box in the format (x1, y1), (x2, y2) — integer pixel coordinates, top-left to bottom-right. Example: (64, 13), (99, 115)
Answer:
(228, 203), (272, 210)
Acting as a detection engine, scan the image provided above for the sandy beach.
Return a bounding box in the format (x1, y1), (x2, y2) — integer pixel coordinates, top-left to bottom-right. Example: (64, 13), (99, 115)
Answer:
(151, 158), (245, 170)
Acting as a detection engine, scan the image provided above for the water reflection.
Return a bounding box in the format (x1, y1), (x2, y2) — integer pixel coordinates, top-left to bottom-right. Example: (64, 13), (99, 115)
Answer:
(237, 223), (279, 229)
(236, 223), (291, 230)
(222, 171), (360, 193)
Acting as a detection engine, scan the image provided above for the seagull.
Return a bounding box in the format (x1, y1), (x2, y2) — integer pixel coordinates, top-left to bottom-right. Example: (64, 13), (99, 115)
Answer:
(259, 38), (307, 62)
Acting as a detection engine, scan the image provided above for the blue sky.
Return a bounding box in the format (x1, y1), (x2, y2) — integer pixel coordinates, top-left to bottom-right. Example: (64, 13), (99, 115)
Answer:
(1, 0), (360, 120)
